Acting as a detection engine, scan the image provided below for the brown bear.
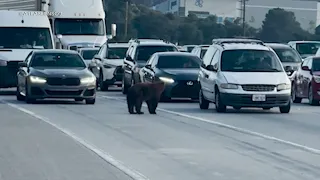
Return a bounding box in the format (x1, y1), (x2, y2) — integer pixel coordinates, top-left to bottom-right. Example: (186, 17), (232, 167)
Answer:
(126, 81), (165, 114)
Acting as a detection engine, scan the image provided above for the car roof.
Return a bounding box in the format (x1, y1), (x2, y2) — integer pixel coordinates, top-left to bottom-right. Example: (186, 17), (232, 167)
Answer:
(220, 43), (271, 51)
(32, 49), (79, 54)
(265, 43), (292, 49)
(289, 41), (320, 44)
(136, 42), (176, 46)
(155, 52), (197, 56)
(108, 43), (129, 47)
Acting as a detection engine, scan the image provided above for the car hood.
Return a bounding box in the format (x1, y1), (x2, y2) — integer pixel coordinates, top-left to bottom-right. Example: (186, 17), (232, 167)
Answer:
(30, 67), (92, 78)
(282, 62), (301, 70)
(160, 68), (199, 80)
(59, 36), (107, 47)
(222, 72), (289, 85)
(104, 59), (123, 66)
(312, 71), (320, 76)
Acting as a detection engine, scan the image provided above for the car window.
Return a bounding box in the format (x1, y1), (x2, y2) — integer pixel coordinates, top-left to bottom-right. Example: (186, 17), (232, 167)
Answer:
(202, 46), (217, 66)
(200, 48), (207, 59)
(187, 46), (195, 52)
(135, 45), (178, 61)
(106, 47), (128, 59)
(156, 55), (200, 69)
(82, 49), (98, 60)
(220, 50), (283, 72)
(272, 48), (302, 63)
(296, 42), (320, 56)
(312, 58), (320, 71)
(30, 53), (86, 68)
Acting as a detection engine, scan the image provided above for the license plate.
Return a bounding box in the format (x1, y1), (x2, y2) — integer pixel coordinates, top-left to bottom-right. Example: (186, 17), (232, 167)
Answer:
(252, 94), (266, 101)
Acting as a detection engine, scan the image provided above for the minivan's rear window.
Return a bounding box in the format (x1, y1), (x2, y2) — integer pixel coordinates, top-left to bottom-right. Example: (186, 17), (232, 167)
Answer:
(221, 49), (283, 72)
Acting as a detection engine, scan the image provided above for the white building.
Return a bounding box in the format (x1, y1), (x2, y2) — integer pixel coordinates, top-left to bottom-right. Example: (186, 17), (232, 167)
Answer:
(151, 0), (241, 23)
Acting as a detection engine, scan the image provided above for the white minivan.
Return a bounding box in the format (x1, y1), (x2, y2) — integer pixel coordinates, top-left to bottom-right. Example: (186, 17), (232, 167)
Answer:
(198, 39), (291, 113)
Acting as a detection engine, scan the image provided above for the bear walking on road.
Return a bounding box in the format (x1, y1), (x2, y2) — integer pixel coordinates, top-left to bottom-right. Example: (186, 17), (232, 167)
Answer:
(126, 81), (165, 114)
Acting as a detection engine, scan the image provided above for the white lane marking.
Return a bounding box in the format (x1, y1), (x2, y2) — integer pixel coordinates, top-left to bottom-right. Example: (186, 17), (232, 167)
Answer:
(2, 101), (149, 180)
(101, 95), (320, 155)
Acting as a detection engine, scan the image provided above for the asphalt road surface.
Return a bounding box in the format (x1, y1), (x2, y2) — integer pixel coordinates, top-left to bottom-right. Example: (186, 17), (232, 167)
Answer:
(0, 87), (320, 180)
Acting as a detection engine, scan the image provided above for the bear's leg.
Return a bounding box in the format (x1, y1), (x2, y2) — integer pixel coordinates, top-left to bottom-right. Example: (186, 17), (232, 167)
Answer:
(148, 98), (158, 114)
(146, 100), (154, 114)
(135, 98), (144, 114)
(127, 93), (136, 114)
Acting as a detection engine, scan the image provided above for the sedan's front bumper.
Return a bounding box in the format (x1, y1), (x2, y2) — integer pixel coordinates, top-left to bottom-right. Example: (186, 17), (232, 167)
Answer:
(162, 80), (200, 99)
(27, 83), (96, 99)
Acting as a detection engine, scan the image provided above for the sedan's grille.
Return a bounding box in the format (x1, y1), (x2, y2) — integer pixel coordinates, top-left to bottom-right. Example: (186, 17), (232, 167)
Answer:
(47, 77), (80, 86)
(45, 90), (82, 96)
(241, 84), (275, 92)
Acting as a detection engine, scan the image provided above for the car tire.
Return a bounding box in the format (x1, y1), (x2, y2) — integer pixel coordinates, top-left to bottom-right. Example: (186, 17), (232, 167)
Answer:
(308, 85), (318, 105)
(122, 76), (129, 94)
(279, 102), (291, 113)
(99, 72), (109, 91)
(199, 89), (209, 109)
(291, 83), (302, 103)
(25, 83), (35, 104)
(215, 90), (226, 113)
(85, 98), (95, 104)
(16, 86), (25, 101)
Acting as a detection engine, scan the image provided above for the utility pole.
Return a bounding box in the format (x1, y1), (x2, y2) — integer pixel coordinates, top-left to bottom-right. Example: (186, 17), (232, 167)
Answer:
(124, 0), (129, 39)
(242, 0), (246, 37)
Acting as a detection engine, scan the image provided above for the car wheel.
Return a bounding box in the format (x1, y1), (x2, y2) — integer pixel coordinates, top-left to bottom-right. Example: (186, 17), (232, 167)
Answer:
(122, 76), (128, 94)
(308, 85), (318, 105)
(25, 83), (35, 104)
(85, 98), (95, 104)
(291, 83), (302, 103)
(199, 89), (209, 109)
(99, 72), (109, 91)
(16, 86), (25, 101)
(215, 90), (226, 113)
(279, 101), (291, 113)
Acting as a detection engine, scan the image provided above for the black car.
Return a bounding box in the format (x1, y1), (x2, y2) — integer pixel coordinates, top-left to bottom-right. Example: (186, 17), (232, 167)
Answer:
(16, 50), (97, 104)
(139, 52), (201, 100)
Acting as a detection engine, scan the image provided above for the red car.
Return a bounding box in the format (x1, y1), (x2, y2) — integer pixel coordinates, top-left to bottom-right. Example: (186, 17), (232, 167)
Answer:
(292, 56), (320, 105)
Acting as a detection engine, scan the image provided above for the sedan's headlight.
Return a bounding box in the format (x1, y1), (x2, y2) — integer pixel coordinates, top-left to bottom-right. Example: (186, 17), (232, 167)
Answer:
(220, 83), (238, 89)
(81, 76), (96, 84)
(29, 76), (46, 83)
(277, 83), (291, 91)
(159, 77), (174, 83)
(313, 75), (320, 83)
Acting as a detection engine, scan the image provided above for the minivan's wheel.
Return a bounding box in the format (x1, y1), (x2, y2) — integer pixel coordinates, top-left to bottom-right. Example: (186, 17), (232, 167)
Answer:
(85, 98), (95, 104)
(16, 86), (25, 101)
(308, 85), (318, 105)
(279, 101), (291, 113)
(122, 76), (129, 94)
(215, 90), (226, 112)
(99, 72), (108, 91)
(292, 83), (302, 103)
(199, 89), (209, 109)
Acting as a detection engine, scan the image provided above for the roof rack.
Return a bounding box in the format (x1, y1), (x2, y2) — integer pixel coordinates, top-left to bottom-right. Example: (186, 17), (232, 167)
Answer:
(212, 38), (264, 45)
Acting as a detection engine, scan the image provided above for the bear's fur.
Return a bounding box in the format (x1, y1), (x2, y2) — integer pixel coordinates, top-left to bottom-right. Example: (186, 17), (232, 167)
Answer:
(126, 81), (165, 114)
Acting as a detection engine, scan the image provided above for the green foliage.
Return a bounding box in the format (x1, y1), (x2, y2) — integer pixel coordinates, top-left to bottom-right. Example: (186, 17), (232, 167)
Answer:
(106, 1), (316, 44)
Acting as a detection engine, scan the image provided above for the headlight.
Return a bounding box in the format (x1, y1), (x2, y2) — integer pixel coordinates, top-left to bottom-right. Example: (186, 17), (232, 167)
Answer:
(277, 83), (291, 91)
(313, 75), (320, 83)
(29, 76), (46, 83)
(220, 83), (238, 89)
(81, 76), (96, 84)
(159, 77), (174, 83)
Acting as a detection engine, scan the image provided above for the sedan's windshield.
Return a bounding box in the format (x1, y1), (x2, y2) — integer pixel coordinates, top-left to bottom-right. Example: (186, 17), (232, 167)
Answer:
(82, 50), (99, 60)
(0, 27), (53, 49)
(107, 47), (128, 59)
(273, 48), (302, 63)
(312, 58), (320, 71)
(55, 18), (105, 35)
(157, 55), (201, 69)
(135, 46), (178, 61)
(31, 53), (86, 68)
(296, 42), (320, 56)
(221, 50), (283, 72)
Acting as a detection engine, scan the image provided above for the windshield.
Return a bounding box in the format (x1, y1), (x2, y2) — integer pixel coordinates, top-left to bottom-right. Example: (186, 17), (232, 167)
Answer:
(0, 27), (53, 49)
(200, 49), (207, 59)
(107, 47), (128, 59)
(54, 18), (105, 35)
(135, 46), (178, 61)
(221, 50), (283, 72)
(296, 42), (320, 56)
(273, 48), (302, 63)
(157, 55), (200, 69)
(82, 50), (99, 60)
(312, 58), (320, 71)
(187, 46), (195, 52)
(30, 53), (86, 68)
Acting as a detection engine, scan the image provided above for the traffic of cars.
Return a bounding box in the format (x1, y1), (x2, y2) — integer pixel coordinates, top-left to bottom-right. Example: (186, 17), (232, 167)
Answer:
(12, 37), (320, 112)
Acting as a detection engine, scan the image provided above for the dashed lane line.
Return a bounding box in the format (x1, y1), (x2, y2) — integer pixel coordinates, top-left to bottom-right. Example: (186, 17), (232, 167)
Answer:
(2, 100), (149, 180)
(100, 95), (320, 156)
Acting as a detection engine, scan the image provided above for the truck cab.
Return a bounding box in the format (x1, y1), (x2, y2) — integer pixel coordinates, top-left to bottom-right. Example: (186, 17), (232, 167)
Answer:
(0, 10), (54, 88)
(46, 0), (107, 49)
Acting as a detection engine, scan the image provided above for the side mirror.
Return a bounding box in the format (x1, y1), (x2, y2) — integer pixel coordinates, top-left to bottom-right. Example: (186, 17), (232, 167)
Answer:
(206, 65), (217, 71)
(145, 64), (151, 69)
(18, 62), (27, 67)
(57, 34), (62, 39)
(284, 66), (294, 72)
(94, 55), (101, 61)
(126, 56), (133, 61)
(302, 66), (310, 71)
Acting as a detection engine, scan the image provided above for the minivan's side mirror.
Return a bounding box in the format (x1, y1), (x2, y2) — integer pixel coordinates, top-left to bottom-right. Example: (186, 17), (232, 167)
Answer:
(126, 56), (133, 61)
(206, 65), (217, 71)
(301, 66), (310, 71)
(94, 55), (101, 61)
(18, 62), (27, 67)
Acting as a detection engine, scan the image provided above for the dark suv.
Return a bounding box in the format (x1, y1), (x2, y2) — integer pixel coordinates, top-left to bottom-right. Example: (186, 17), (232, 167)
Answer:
(121, 39), (178, 94)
